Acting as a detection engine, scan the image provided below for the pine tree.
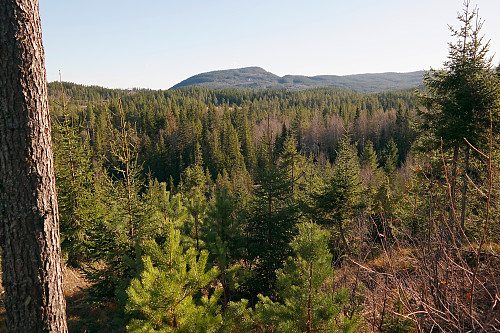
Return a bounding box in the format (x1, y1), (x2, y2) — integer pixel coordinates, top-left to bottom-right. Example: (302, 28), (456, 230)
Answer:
(185, 187), (207, 252)
(0, 1), (68, 329)
(202, 179), (245, 309)
(219, 299), (255, 333)
(88, 100), (149, 298)
(144, 180), (188, 240)
(107, 100), (147, 244)
(253, 222), (360, 333)
(181, 146), (209, 252)
(126, 223), (222, 332)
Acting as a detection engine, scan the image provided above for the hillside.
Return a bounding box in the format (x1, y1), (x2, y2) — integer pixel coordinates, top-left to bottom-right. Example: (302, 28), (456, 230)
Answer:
(170, 66), (424, 93)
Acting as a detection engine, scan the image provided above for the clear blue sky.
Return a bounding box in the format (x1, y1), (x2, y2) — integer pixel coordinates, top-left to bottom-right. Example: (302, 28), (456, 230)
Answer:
(39, 0), (500, 90)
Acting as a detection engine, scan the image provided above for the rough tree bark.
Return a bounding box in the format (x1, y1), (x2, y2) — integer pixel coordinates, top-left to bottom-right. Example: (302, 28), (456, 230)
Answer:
(0, 0), (68, 332)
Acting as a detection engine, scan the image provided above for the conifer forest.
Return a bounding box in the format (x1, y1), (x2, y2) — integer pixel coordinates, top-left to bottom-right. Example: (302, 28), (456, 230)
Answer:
(1, 1), (500, 332)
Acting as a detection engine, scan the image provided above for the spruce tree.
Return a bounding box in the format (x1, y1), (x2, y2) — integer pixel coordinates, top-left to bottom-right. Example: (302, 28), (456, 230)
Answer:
(381, 138), (399, 176)
(360, 140), (379, 172)
(314, 134), (361, 255)
(245, 135), (300, 298)
(88, 100), (149, 298)
(53, 109), (98, 265)
(239, 112), (258, 174)
(417, 1), (500, 235)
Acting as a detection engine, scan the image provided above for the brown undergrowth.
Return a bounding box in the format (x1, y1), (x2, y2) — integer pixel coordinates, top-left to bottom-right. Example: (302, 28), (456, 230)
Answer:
(0, 266), (125, 333)
(332, 242), (500, 332)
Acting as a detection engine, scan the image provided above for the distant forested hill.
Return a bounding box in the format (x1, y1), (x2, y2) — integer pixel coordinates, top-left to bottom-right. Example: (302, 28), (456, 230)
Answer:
(170, 66), (424, 93)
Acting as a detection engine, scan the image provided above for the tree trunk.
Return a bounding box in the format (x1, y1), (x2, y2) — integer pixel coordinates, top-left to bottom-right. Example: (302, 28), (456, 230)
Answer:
(0, 1), (68, 332)
(195, 214), (199, 252)
(459, 145), (470, 239)
(306, 261), (313, 333)
(448, 144), (459, 240)
(338, 219), (350, 255)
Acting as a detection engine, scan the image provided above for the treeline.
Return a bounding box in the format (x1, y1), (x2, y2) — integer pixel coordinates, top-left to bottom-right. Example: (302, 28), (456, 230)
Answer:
(48, 83), (418, 186)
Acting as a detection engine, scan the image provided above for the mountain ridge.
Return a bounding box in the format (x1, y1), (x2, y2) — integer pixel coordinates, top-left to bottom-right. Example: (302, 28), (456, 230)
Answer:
(170, 66), (424, 93)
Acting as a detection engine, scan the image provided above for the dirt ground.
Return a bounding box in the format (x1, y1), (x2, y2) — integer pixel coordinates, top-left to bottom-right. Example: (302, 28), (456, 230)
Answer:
(0, 266), (124, 333)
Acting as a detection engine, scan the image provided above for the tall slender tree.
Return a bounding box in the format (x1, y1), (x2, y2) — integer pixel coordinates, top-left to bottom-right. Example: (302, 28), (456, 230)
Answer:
(418, 0), (500, 235)
(245, 134), (299, 298)
(0, 0), (68, 331)
(314, 134), (361, 255)
(381, 138), (399, 177)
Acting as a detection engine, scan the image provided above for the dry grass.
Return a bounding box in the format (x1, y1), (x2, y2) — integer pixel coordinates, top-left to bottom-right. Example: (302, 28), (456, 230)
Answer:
(0, 265), (125, 333)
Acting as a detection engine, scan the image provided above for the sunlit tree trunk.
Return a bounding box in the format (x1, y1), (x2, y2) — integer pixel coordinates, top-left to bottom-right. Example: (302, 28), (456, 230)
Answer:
(0, 0), (68, 331)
